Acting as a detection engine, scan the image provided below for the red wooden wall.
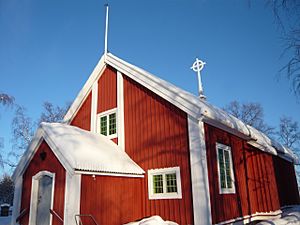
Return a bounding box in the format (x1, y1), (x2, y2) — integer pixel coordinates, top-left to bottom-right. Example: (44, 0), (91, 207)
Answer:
(204, 124), (280, 224)
(80, 175), (143, 225)
(20, 140), (66, 225)
(71, 92), (92, 131)
(273, 156), (300, 207)
(123, 76), (194, 225)
(97, 65), (117, 114)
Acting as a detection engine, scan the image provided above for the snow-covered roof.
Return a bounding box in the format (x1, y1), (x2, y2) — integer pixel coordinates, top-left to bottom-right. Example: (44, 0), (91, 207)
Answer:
(63, 52), (298, 164)
(13, 123), (145, 180)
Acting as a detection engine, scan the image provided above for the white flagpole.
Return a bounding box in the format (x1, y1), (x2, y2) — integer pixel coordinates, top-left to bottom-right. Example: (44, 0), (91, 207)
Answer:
(104, 4), (109, 56)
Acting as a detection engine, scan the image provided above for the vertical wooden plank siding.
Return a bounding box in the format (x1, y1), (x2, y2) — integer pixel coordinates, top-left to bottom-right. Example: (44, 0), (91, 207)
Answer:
(273, 156), (300, 207)
(123, 76), (193, 225)
(71, 92), (92, 131)
(97, 66), (117, 114)
(80, 175), (143, 225)
(20, 140), (66, 225)
(204, 124), (280, 224)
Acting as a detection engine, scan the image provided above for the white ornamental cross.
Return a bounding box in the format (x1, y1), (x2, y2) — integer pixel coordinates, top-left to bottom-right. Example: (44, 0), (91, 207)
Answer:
(191, 58), (206, 99)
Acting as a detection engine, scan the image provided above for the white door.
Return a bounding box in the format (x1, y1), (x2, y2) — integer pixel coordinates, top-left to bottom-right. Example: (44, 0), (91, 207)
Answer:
(35, 175), (53, 225)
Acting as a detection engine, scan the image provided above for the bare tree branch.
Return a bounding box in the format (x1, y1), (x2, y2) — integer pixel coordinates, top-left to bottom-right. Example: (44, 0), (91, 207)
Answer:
(223, 101), (275, 136)
(277, 116), (300, 149)
(0, 93), (14, 107)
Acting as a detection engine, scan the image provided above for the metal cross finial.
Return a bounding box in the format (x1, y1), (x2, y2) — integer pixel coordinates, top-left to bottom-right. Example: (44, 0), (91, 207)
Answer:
(191, 58), (206, 100)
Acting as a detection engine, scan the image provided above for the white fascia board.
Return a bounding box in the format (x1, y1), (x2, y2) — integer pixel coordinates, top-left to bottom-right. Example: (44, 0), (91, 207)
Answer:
(63, 55), (106, 124)
(42, 130), (75, 175)
(11, 176), (23, 225)
(276, 152), (295, 164)
(13, 126), (75, 181)
(117, 71), (125, 150)
(202, 117), (252, 141)
(247, 140), (278, 156)
(188, 115), (212, 225)
(12, 129), (45, 181)
(90, 82), (98, 133)
(105, 54), (202, 119)
(74, 170), (144, 178)
(63, 172), (81, 225)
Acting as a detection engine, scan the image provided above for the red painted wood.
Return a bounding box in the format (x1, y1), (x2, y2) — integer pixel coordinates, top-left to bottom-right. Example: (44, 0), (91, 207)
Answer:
(20, 140), (66, 225)
(204, 124), (280, 224)
(273, 156), (300, 207)
(71, 92), (92, 131)
(80, 175), (143, 225)
(97, 66), (117, 114)
(123, 76), (193, 225)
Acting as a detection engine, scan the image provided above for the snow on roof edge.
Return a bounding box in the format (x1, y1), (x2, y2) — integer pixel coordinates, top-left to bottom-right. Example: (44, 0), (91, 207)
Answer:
(59, 52), (298, 164)
(106, 53), (298, 163)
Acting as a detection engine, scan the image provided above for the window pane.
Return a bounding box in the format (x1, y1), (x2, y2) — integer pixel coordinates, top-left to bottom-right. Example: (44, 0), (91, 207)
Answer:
(109, 113), (117, 135)
(218, 148), (226, 189)
(153, 175), (163, 194)
(166, 173), (177, 193)
(224, 150), (232, 188)
(100, 116), (107, 135)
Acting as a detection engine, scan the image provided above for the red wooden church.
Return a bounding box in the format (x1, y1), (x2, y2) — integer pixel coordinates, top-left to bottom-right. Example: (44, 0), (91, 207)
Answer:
(12, 51), (300, 225)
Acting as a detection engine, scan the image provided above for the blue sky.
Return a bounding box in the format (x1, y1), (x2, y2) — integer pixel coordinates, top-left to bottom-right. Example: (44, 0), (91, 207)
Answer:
(0, 0), (299, 174)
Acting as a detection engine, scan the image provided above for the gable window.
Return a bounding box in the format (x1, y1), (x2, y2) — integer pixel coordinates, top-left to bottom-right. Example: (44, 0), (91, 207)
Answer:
(216, 143), (235, 194)
(97, 108), (117, 138)
(148, 167), (182, 199)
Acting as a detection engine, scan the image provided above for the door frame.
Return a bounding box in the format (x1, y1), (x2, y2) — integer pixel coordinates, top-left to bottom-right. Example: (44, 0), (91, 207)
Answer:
(29, 171), (55, 225)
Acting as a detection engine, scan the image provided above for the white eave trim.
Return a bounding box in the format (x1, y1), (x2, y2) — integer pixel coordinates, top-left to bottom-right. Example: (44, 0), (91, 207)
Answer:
(12, 128), (75, 181)
(74, 170), (144, 178)
(63, 55), (106, 124)
(202, 117), (252, 141)
(105, 53), (202, 119)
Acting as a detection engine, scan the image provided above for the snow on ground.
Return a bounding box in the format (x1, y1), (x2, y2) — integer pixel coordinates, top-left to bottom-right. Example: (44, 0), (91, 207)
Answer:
(124, 215), (178, 225)
(0, 216), (11, 225)
(258, 206), (300, 225)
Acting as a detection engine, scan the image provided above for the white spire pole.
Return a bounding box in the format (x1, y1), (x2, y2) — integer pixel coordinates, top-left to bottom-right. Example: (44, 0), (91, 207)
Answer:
(104, 4), (109, 56)
(191, 58), (206, 100)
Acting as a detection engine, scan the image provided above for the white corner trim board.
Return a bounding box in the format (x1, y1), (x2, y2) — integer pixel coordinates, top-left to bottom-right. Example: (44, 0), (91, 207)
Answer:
(90, 82), (98, 133)
(188, 116), (212, 225)
(117, 71), (125, 150)
(28, 171), (55, 225)
(63, 172), (81, 225)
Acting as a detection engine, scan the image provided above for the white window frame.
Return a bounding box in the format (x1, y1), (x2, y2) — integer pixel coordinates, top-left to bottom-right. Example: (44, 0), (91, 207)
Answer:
(28, 171), (55, 225)
(96, 108), (118, 139)
(148, 167), (182, 200)
(216, 143), (236, 194)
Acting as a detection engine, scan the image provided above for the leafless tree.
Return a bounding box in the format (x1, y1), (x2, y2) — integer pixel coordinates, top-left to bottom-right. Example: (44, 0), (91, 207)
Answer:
(223, 101), (275, 136)
(0, 93), (15, 168)
(38, 101), (70, 124)
(277, 116), (300, 149)
(7, 101), (69, 168)
(265, 0), (300, 97)
(8, 105), (35, 167)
